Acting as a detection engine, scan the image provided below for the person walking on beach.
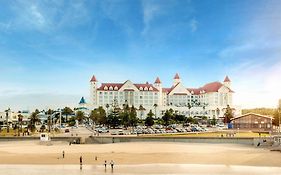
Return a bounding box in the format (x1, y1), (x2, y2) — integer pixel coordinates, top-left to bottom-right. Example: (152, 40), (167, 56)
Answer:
(80, 156), (83, 169)
(110, 160), (114, 170)
(62, 151), (65, 158)
(104, 160), (107, 169)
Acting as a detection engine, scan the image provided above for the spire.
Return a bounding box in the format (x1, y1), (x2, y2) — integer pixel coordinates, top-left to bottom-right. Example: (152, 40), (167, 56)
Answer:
(79, 97), (86, 104)
(174, 73), (180, 79)
(90, 75), (97, 82)
(224, 76), (231, 82)
(154, 77), (161, 84)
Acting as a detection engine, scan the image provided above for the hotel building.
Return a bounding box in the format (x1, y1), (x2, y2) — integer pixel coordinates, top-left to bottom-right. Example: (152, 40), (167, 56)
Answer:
(89, 74), (236, 119)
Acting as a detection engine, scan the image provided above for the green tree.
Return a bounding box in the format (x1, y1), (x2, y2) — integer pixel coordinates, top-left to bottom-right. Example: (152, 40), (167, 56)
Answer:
(273, 109), (281, 126)
(139, 105), (146, 120)
(18, 114), (24, 135)
(153, 104), (158, 118)
(76, 111), (85, 124)
(107, 98), (121, 128)
(145, 116), (154, 127)
(90, 107), (107, 125)
(162, 110), (173, 126)
(224, 105), (233, 123)
(175, 114), (186, 124)
(210, 116), (217, 126)
(119, 104), (130, 128)
(29, 110), (40, 132)
(129, 105), (138, 127)
(147, 110), (154, 118)
(62, 107), (73, 122)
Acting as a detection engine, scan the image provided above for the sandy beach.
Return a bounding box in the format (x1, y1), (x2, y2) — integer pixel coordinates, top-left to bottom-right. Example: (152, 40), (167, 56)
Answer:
(0, 141), (280, 167)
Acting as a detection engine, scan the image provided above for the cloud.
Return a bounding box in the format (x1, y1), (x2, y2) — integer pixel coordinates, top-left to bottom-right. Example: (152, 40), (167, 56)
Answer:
(189, 18), (198, 32)
(141, 0), (161, 35)
(217, 1), (281, 108)
(5, 1), (90, 32)
(30, 4), (46, 26)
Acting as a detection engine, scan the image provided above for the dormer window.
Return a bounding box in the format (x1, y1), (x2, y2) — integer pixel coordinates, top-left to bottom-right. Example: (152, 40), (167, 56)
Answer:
(139, 87), (143, 91)
(104, 86), (108, 90)
(114, 86), (118, 90)
(109, 86), (113, 90)
(191, 91), (194, 94)
(144, 87), (148, 91)
(149, 87), (153, 91)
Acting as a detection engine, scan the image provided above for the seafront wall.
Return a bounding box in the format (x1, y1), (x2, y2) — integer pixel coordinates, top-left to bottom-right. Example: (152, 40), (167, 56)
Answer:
(1, 136), (273, 146)
(0, 136), (80, 142)
(85, 136), (255, 145)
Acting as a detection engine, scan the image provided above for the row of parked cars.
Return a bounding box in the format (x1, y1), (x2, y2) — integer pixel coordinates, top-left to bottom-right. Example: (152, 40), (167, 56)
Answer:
(130, 125), (208, 135)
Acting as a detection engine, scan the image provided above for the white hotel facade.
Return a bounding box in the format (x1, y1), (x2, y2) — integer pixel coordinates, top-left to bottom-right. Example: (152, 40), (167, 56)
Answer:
(89, 74), (238, 119)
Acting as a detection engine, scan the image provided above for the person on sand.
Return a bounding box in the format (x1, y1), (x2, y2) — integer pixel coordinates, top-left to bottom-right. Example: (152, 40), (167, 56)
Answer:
(104, 160), (107, 169)
(110, 160), (114, 170)
(80, 156), (83, 166)
(62, 151), (65, 158)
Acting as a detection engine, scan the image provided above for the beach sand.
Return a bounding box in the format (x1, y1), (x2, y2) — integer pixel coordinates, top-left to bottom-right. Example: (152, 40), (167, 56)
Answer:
(0, 141), (280, 167)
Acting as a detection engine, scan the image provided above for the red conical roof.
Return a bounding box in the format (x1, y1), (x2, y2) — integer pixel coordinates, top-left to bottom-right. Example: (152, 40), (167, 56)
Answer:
(154, 77), (161, 84)
(174, 73), (180, 79)
(224, 76), (231, 82)
(90, 75), (97, 82)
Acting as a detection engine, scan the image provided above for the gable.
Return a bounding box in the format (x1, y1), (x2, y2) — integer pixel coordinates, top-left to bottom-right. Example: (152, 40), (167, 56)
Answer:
(218, 85), (231, 93)
(169, 83), (190, 95)
(119, 80), (139, 92)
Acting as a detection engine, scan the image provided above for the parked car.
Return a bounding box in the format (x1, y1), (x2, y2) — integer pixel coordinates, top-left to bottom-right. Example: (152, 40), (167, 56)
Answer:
(118, 130), (124, 135)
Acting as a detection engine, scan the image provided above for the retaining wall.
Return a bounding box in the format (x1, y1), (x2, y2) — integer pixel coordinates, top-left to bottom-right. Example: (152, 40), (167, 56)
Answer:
(86, 136), (255, 145)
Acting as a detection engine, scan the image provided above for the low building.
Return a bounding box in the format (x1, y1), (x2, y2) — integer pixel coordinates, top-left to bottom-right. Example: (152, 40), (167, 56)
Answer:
(231, 113), (273, 131)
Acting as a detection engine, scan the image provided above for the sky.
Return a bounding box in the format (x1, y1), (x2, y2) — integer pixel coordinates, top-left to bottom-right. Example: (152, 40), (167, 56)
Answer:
(0, 0), (281, 111)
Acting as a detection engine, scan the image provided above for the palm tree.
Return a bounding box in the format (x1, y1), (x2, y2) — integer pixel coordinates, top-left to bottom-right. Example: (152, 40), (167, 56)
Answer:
(62, 107), (73, 122)
(187, 103), (192, 117)
(18, 114), (24, 136)
(29, 111), (40, 132)
(153, 104), (158, 119)
(76, 111), (85, 124)
(106, 103), (110, 117)
(5, 108), (10, 133)
(139, 105), (146, 120)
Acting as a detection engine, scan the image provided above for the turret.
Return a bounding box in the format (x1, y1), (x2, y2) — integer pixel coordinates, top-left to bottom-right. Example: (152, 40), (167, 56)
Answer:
(223, 76), (231, 88)
(90, 75), (98, 108)
(173, 73), (181, 86)
(154, 77), (162, 90)
(154, 77), (162, 106)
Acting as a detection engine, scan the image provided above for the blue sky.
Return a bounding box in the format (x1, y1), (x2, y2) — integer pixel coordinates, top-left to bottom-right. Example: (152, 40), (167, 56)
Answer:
(0, 0), (281, 110)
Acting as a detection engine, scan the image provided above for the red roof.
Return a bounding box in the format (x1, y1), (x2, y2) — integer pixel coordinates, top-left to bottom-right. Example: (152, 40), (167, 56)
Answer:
(97, 82), (159, 91)
(97, 83), (123, 90)
(162, 88), (172, 93)
(162, 81), (234, 94)
(174, 73), (180, 79)
(90, 75), (97, 82)
(134, 83), (159, 91)
(201, 82), (223, 93)
(186, 88), (201, 95)
(224, 76), (231, 82)
(154, 77), (161, 84)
